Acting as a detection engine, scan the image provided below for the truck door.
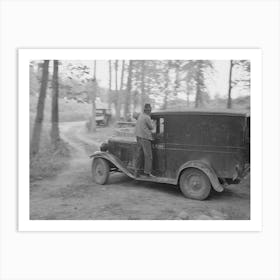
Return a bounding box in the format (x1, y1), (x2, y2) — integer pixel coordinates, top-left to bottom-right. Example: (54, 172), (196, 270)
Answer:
(151, 117), (166, 177)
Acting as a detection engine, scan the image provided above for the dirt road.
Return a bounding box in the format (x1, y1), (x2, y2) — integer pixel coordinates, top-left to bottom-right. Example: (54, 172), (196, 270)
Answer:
(30, 122), (250, 220)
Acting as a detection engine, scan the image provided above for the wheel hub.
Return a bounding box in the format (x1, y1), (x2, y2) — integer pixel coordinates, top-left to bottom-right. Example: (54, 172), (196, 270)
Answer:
(189, 176), (202, 190)
(96, 165), (104, 176)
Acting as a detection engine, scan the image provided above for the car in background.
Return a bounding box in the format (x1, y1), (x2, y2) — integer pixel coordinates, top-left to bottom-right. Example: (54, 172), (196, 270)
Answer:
(96, 108), (112, 126)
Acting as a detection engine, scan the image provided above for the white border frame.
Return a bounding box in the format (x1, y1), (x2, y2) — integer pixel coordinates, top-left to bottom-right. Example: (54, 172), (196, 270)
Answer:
(18, 48), (262, 232)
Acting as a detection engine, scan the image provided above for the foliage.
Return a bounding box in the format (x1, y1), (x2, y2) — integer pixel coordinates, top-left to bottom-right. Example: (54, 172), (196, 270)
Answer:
(30, 95), (91, 122)
(181, 60), (214, 107)
(231, 60), (250, 90)
(61, 62), (98, 102)
(167, 95), (250, 111)
(122, 60), (215, 110)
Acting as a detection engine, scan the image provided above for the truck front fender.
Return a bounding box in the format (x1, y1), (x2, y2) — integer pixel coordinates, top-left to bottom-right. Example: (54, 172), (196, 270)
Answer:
(90, 151), (135, 179)
(177, 160), (224, 192)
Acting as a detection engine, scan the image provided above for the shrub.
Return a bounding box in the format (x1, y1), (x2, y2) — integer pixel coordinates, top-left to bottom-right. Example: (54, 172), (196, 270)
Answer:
(30, 131), (70, 181)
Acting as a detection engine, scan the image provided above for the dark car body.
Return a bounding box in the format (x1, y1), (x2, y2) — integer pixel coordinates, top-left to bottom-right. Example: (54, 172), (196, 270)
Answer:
(91, 110), (250, 200)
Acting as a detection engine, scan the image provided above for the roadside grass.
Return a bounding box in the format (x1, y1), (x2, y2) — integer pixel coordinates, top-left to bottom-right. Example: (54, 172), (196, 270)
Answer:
(30, 124), (71, 182)
(30, 95), (89, 181)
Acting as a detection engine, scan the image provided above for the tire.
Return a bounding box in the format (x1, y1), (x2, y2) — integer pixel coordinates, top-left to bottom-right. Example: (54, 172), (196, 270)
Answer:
(92, 158), (110, 184)
(179, 168), (211, 200)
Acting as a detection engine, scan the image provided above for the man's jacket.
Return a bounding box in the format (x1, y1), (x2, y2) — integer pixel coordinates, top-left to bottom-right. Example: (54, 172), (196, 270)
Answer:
(135, 113), (153, 140)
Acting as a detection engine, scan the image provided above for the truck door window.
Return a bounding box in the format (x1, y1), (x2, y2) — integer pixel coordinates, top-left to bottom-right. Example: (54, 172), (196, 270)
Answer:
(158, 118), (164, 135)
(152, 119), (157, 133)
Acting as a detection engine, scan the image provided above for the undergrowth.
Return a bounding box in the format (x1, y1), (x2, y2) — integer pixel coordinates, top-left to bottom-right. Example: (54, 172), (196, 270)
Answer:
(30, 134), (71, 182)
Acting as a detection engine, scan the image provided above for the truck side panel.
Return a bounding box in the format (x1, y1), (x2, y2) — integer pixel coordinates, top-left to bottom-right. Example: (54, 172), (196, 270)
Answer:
(165, 115), (247, 179)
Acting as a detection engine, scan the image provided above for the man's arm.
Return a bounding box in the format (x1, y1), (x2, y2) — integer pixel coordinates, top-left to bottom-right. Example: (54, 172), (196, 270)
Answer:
(145, 116), (154, 130)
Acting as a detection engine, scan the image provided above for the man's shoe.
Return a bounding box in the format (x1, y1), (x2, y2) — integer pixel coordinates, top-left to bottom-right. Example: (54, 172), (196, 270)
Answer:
(144, 173), (156, 178)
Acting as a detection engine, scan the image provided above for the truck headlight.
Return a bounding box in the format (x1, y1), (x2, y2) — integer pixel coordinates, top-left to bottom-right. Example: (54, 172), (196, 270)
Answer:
(100, 142), (108, 152)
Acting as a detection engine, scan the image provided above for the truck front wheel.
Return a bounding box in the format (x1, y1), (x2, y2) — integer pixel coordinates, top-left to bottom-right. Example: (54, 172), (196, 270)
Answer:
(92, 158), (110, 184)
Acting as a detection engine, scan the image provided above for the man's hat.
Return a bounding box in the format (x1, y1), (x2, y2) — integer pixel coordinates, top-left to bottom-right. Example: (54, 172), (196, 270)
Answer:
(144, 103), (152, 112)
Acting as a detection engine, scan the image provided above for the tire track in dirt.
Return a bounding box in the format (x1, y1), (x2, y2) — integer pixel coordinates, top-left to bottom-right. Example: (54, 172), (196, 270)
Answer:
(46, 122), (99, 184)
(30, 122), (103, 219)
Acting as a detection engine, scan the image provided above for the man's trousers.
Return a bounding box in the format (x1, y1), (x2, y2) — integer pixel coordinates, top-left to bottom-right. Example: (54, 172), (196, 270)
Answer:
(135, 137), (152, 174)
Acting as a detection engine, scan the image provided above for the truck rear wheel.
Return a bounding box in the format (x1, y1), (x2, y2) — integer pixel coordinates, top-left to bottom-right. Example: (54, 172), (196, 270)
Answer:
(92, 158), (109, 184)
(179, 168), (211, 200)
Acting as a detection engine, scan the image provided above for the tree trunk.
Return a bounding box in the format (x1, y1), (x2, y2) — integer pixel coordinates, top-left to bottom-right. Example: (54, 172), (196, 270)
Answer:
(124, 60), (133, 120)
(115, 60), (121, 120)
(195, 66), (202, 108)
(186, 80), (191, 107)
(93, 60), (97, 78)
(90, 61), (97, 132)
(162, 74), (168, 109)
(108, 60), (112, 109)
(30, 60), (49, 155)
(195, 84), (199, 108)
(116, 60), (125, 120)
(91, 93), (96, 132)
(133, 91), (138, 113)
(162, 61), (170, 110)
(50, 60), (60, 148)
(227, 60), (233, 109)
(195, 85), (202, 108)
(115, 60), (118, 90)
(174, 60), (180, 94)
(140, 60), (145, 111)
(120, 60), (125, 90)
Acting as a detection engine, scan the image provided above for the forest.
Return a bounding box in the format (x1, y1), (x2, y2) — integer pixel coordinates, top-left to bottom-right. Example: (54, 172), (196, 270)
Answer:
(29, 59), (250, 179)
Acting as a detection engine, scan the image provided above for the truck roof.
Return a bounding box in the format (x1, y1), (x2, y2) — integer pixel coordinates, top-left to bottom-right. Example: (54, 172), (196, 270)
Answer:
(151, 109), (250, 117)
